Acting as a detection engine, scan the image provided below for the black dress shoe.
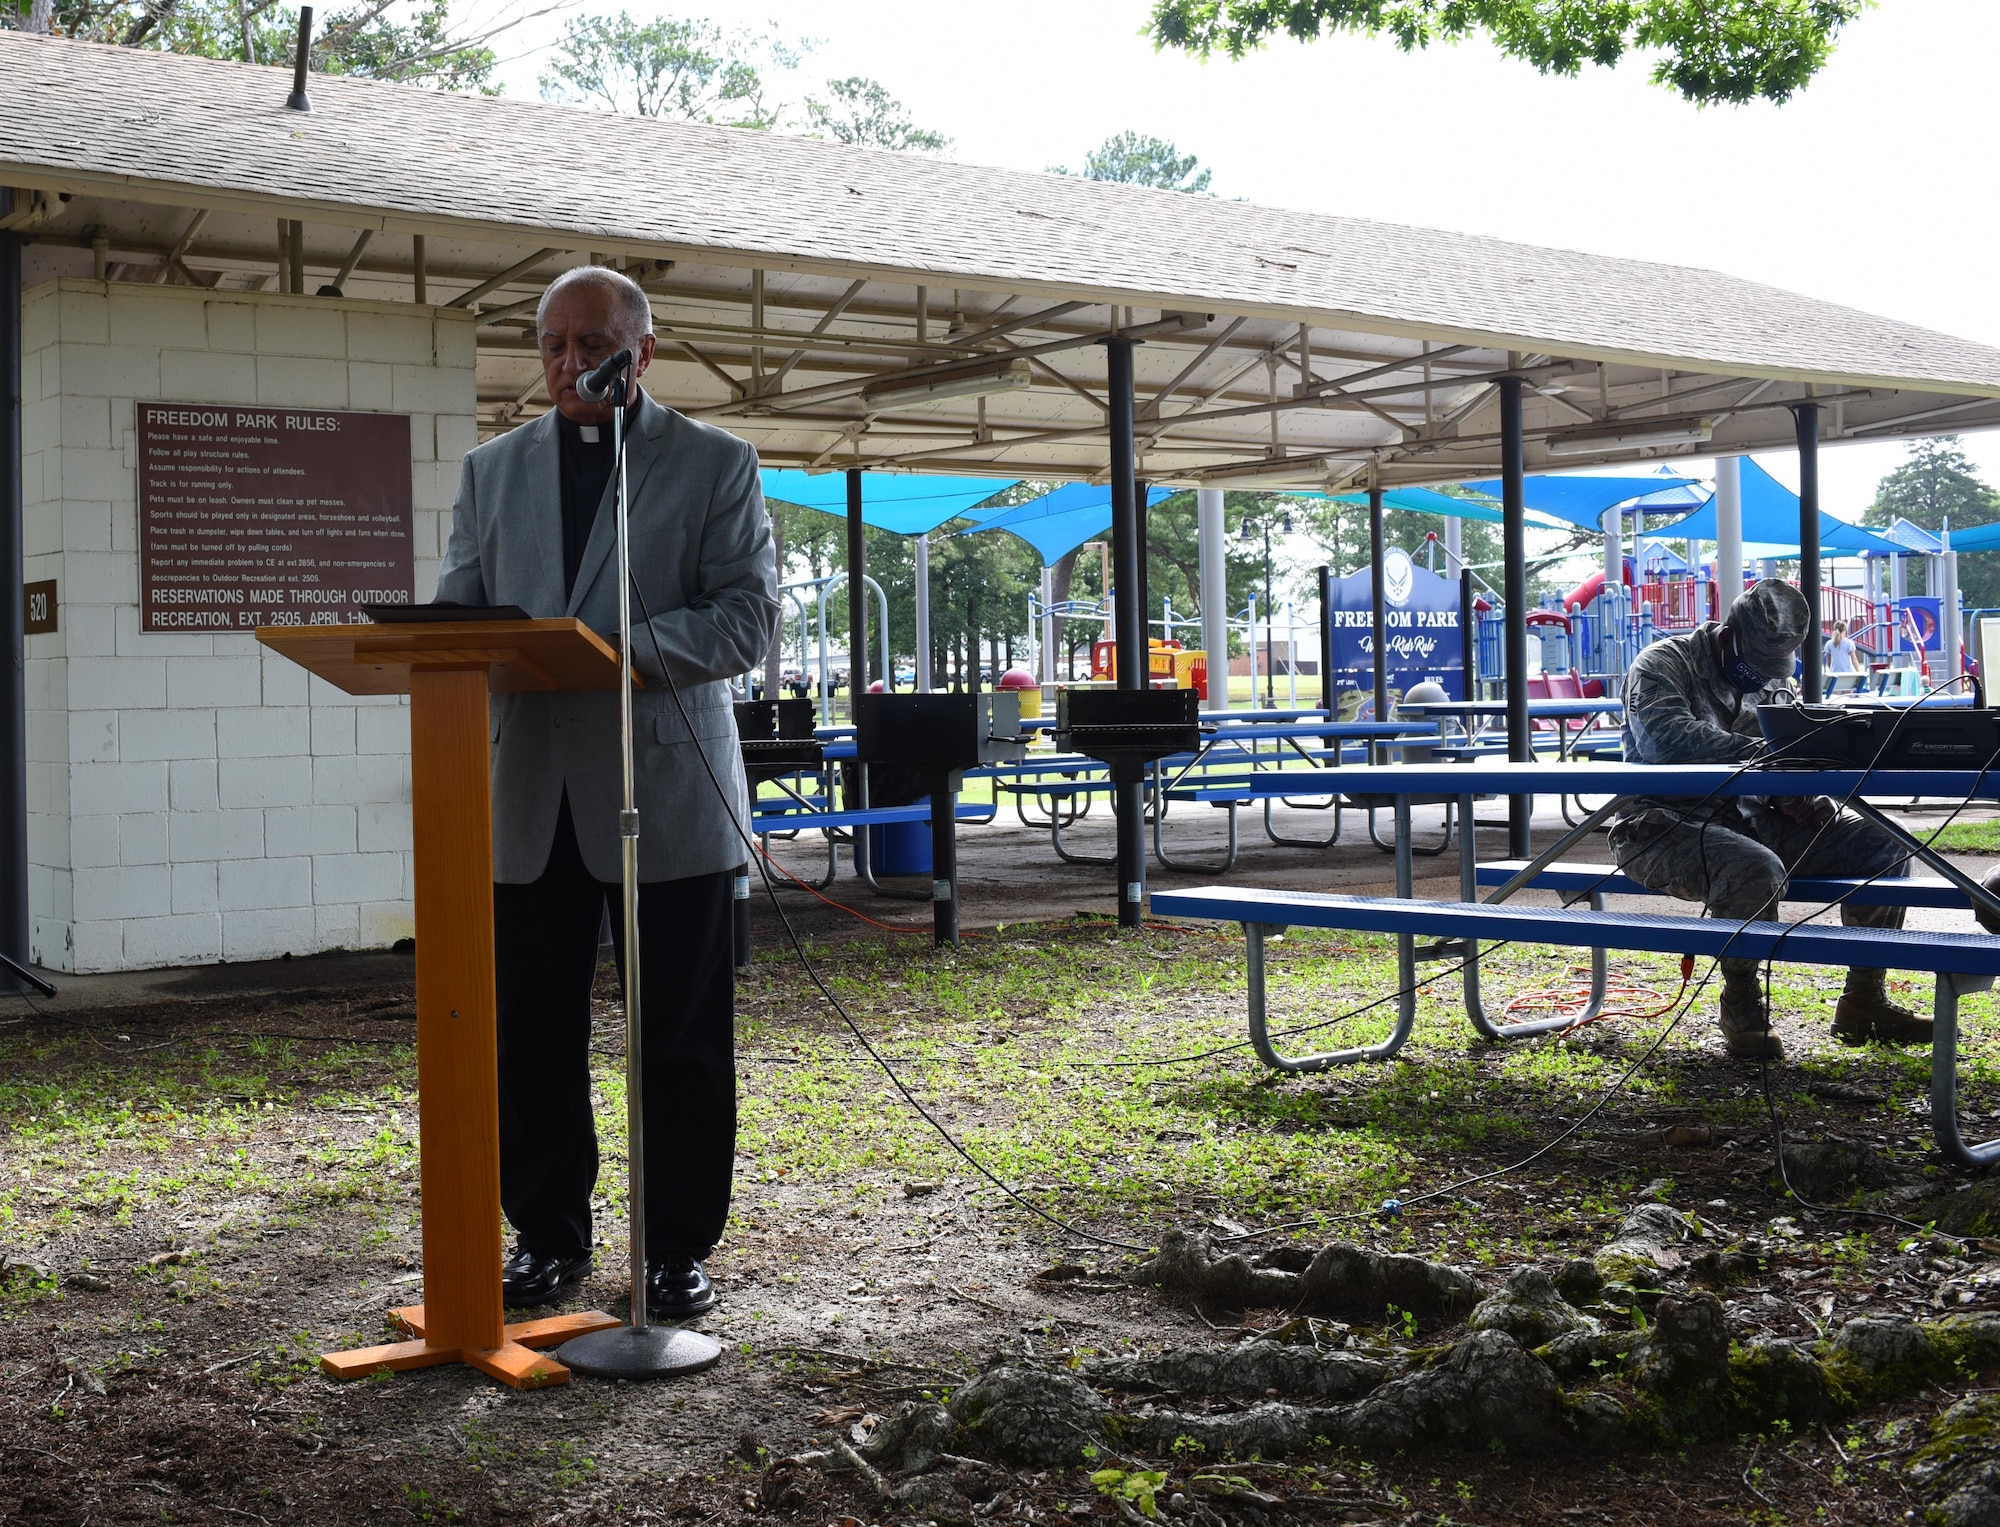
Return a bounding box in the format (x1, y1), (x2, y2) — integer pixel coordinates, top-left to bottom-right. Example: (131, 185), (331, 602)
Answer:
(646, 1254), (717, 1320)
(501, 1247), (592, 1308)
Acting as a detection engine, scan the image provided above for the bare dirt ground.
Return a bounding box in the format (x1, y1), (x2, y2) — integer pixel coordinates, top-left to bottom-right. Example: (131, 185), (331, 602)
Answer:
(4, 800), (2000, 1526)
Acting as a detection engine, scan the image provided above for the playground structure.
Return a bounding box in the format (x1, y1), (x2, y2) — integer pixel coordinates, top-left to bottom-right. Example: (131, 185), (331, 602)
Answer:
(1473, 526), (1974, 702)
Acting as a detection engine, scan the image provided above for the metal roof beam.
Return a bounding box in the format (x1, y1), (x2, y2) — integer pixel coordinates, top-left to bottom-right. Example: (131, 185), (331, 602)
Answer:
(443, 246), (567, 309)
(768, 277), (868, 390)
(152, 208), (208, 283)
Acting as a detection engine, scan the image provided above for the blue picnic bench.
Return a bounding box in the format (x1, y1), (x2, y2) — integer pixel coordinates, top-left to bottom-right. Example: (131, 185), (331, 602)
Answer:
(1152, 758), (2000, 1171)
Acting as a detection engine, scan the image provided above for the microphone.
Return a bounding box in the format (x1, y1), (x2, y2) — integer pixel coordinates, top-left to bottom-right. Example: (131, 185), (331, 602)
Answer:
(575, 348), (633, 404)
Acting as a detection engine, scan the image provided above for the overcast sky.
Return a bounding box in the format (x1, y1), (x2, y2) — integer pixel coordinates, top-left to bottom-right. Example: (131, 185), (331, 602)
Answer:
(494, 0), (2000, 521)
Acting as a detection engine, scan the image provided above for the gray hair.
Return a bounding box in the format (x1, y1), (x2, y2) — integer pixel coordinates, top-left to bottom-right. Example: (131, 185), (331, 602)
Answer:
(535, 265), (654, 348)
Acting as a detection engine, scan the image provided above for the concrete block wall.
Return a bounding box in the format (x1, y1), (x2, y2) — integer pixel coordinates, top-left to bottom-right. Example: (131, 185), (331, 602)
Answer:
(20, 279), (478, 972)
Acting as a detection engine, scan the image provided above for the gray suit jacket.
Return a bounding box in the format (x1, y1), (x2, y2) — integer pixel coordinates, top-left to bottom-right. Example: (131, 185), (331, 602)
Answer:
(436, 393), (778, 884)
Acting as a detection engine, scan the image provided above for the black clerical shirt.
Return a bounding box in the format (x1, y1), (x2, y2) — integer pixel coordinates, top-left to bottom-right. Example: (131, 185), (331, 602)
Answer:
(554, 401), (641, 599)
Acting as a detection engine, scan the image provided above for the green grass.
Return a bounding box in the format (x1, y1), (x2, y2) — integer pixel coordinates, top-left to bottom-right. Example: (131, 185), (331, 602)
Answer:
(4, 925), (1990, 1281)
(1923, 819), (2000, 854)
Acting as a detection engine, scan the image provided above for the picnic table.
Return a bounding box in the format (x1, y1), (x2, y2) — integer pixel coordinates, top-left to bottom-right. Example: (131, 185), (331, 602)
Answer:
(1152, 757), (2000, 1167)
(1394, 698), (1624, 762)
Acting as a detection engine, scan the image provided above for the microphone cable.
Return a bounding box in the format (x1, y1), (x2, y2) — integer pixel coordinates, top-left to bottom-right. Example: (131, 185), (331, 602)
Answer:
(626, 574), (1150, 1252)
(1216, 689), (1996, 1244)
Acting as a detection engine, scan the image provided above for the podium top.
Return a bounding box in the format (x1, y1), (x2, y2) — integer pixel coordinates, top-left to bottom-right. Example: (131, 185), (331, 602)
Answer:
(257, 618), (633, 697)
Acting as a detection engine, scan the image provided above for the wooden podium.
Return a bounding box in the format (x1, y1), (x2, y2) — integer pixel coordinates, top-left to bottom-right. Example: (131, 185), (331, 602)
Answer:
(258, 619), (627, 1389)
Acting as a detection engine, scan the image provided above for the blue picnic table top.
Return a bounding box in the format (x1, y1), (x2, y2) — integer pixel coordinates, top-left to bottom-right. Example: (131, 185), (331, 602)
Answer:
(1281, 758), (2000, 800)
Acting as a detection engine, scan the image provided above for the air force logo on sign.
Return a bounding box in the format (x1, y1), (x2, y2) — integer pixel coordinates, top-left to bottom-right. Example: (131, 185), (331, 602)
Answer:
(1382, 548), (1415, 608)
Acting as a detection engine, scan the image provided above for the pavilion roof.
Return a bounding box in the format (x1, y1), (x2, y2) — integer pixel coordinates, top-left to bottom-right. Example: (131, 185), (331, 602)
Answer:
(8, 34), (2000, 486)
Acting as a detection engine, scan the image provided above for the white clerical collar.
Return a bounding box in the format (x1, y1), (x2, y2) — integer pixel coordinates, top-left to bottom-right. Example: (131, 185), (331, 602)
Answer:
(578, 425), (600, 443)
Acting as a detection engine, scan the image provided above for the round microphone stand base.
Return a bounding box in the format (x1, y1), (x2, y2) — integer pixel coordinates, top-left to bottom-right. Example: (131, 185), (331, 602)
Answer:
(555, 1321), (722, 1381)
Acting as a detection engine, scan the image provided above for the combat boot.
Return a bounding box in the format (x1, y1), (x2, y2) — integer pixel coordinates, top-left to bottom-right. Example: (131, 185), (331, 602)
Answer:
(1833, 968), (1932, 1047)
(1718, 963), (1783, 1061)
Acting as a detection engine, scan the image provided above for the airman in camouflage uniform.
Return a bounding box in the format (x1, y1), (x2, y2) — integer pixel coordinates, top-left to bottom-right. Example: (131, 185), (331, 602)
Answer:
(1609, 579), (1926, 1060)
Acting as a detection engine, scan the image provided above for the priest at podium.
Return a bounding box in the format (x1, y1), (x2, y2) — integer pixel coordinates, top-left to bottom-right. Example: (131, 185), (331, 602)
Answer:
(435, 265), (779, 1320)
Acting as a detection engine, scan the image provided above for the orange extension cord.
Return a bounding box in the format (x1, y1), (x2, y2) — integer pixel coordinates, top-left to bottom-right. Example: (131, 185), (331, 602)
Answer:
(1499, 952), (1697, 1032)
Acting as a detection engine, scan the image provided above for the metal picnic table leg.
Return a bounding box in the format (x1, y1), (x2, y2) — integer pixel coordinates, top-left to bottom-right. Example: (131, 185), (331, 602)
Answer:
(858, 809), (944, 901)
(1244, 916), (1418, 1072)
(753, 825), (840, 891)
(1263, 794), (1341, 848)
(1367, 800), (1453, 856)
(1151, 775), (1239, 873)
(1049, 784), (1117, 866)
(1460, 795), (1621, 1041)
(1931, 971), (2000, 1170)
(1849, 799), (2000, 927)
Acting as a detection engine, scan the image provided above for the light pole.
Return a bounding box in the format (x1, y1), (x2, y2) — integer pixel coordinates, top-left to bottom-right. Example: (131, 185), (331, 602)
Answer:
(1242, 504), (1292, 708)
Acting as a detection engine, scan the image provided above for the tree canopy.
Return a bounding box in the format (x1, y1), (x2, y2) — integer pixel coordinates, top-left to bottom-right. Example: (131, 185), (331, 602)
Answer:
(18, 0), (512, 90)
(539, 16), (950, 151)
(804, 77), (950, 153)
(1054, 130), (1212, 192)
(1865, 436), (2000, 535)
(1864, 437), (2000, 610)
(540, 12), (803, 125)
(1145, 0), (1867, 106)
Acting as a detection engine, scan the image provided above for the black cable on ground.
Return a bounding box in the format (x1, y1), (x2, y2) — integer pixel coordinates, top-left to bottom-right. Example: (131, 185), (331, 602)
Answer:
(630, 577), (1147, 1252)
(1748, 684), (2000, 1247)
(1222, 686), (1999, 1244)
(1103, 716), (1865, 1073)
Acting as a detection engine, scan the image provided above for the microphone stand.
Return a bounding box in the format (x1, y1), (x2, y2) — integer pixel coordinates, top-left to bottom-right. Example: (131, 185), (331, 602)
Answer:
(556, 360), (721, 1382)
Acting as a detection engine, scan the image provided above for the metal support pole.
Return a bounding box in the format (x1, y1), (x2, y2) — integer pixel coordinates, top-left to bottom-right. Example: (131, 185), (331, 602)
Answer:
(845, 468), (867, 713)
(762, 511), (784, 700)
(1601, 506), (1622, 609)
(1460, 566), (1475, 695)
(1316, 565), (1335, 717)
(1368, 484), (1388, 726)
(1198, 488), (1228, 710)
(914, 533), (931, 692)
(929, 782), (959, 947)
(558, 358), (720, 1379)
(1105, 336), (1145, 928)
(1715, 455), (1743, 622)
(1262, 524), (1275, 707)
(1944, 531), (1963, 686)
(1135, 480), (1151, 668)
(1793, 403), (1823, 703)
(1039, 564), (1056, 686)
(610, 375), (645, 1334)
(1499, 376), (1530, 856)
(0, 199), (28, 989)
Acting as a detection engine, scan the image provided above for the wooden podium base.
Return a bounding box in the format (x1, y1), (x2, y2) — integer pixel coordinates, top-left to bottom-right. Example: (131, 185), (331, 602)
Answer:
(320, 1304), (622, 1389)
(257, 624), (635, 1397)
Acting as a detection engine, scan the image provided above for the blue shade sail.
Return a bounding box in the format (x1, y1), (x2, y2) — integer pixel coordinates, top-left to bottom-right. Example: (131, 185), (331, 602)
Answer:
(960, 482), (1174, 565)
(1937, 521), (2000, 551)
(1640, 458), (1903, 555)
(1318, 485), (1504, 522)
(1460, 472), (1701, 529)
(759, 471), (1020, 535)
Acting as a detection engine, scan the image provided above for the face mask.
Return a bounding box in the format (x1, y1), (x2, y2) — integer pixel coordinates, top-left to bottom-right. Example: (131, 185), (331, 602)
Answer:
(1721, 656), (1769, 693)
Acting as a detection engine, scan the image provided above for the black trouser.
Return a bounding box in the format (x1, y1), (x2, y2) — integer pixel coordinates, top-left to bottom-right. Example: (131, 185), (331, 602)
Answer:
(493, 794), (736, 1264)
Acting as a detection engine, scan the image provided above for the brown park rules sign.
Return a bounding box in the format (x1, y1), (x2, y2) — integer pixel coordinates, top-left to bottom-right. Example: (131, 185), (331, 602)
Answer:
(137, 405), (415, 632)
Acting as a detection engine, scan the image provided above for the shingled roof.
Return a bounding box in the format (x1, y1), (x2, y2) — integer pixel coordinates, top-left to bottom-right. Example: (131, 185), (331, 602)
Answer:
(4, 32), (1999, 400)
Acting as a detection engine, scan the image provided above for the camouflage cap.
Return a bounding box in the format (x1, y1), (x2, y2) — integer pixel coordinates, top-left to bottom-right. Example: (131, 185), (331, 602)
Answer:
(1726, 578), (1812, 673)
